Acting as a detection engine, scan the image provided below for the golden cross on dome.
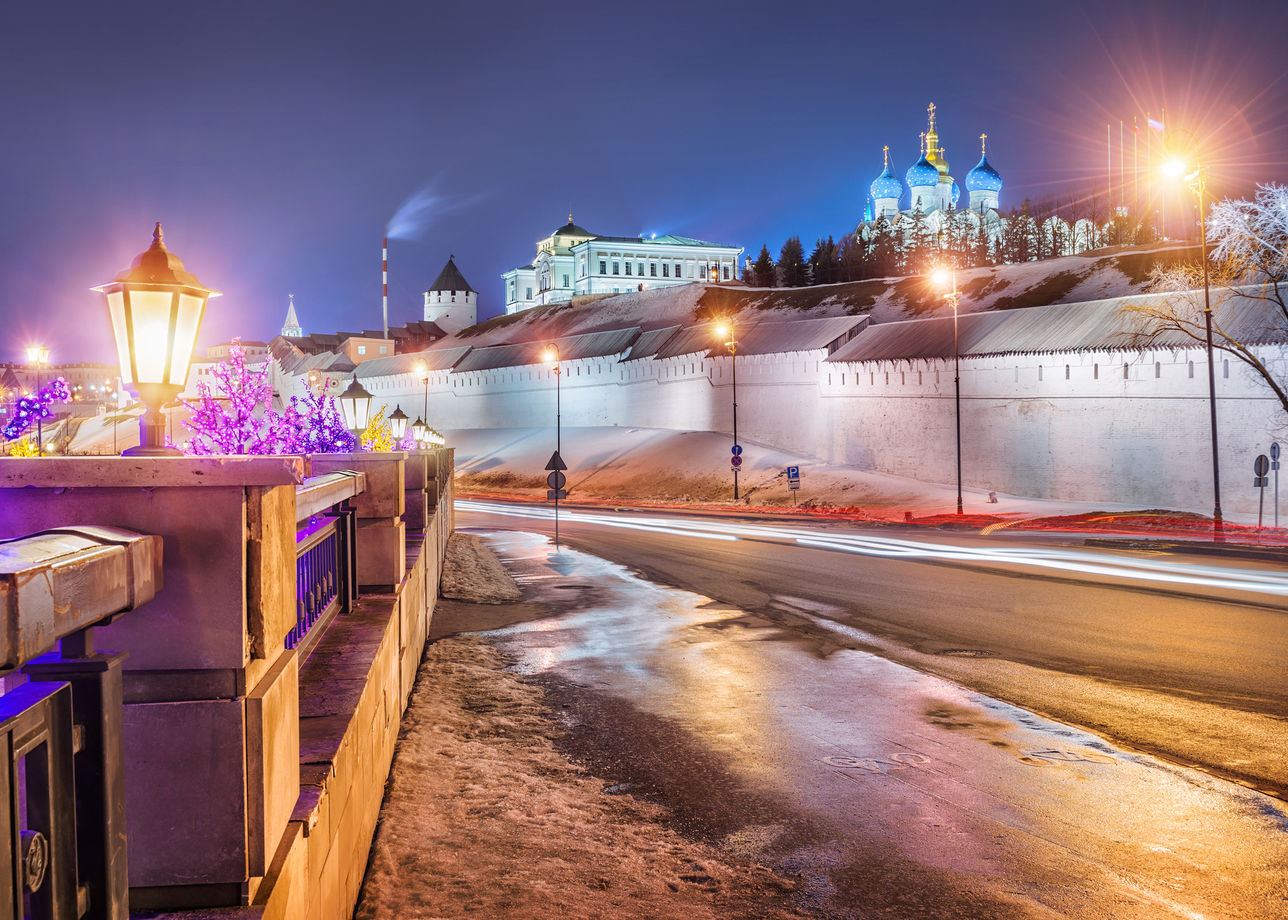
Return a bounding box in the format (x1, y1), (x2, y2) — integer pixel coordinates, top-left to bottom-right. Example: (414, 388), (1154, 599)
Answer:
(883, 144), (889, 167)
(927, 102), (936, 132)
(980, 132), (988, 156)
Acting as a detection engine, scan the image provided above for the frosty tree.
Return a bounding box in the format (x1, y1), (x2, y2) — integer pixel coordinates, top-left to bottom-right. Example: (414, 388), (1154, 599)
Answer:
(1123, 183), (1288, 416)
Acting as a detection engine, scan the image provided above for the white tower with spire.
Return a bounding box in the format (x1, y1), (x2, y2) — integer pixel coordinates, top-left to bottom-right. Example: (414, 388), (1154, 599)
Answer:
(281, 293), (303, 338)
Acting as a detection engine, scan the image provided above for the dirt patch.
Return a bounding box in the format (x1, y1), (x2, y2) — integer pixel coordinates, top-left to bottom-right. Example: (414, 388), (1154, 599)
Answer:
(991, 269), (1088, 311)
(440, 533), (522, 603)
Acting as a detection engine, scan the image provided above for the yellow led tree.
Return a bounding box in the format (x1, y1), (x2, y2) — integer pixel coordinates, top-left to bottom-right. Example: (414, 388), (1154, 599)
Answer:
(7, 436), (38, 457)
(361, 406), (394, 452)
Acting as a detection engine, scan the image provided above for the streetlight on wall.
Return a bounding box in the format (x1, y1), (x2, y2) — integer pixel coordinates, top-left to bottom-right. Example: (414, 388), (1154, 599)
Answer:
(337, 375), (373, 441)
(1163, 130), (1223, 539)
(930, 265), (965, 515)
(540, 344), (562, 456)
(415, 359), (430, 438)
(712, 319), (740, 501)
(93, 223), (220, 456)
(25, 343), (49, 457)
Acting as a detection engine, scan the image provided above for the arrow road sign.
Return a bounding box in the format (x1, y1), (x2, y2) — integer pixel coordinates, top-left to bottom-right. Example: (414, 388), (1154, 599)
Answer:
(731, 444), (743, 456)
(545, 450), (567, 471)
(1272, 442), (1281, 461)
(547, 471), (567, 490)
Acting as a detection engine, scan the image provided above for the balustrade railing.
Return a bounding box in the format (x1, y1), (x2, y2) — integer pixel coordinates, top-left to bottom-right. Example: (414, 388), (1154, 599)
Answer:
(291, 472), (362, 659)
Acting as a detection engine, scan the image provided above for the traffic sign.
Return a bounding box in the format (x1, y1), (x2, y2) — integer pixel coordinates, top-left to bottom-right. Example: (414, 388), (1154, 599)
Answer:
(1255, 454), (1270, 477)
(545, 450), (567, 471)
(731, 455), (743, 468)
(1273, 442), (1281, 461)
(547, 489), (568, 501)
(547, 471), (567, 490)
(731, 444), (743, 456)
(788, 479), (800, 491)
(786, 465), (800, 480)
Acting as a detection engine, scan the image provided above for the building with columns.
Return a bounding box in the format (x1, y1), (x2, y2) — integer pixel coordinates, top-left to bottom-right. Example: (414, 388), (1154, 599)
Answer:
(502, 215), (743, 314)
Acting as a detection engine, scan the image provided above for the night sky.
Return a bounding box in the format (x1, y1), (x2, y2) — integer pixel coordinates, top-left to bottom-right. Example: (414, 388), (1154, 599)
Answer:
(4, 0), (1287, 365)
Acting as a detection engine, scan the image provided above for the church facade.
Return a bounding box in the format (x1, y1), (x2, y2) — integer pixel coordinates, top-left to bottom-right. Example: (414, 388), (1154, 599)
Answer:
(502, 216), (743, 314)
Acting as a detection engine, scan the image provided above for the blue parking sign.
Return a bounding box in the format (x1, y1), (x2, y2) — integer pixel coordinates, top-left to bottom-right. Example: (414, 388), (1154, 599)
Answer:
(786, 466), (800, 479)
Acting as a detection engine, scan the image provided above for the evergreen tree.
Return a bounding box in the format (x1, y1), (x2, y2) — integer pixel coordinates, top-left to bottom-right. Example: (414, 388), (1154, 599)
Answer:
(808, 235), (840, 285)
(777, 236), (809, 287)
(869, 218), (898, 277)
(751, 244), (776, 288)
(838, 233), (869, 282)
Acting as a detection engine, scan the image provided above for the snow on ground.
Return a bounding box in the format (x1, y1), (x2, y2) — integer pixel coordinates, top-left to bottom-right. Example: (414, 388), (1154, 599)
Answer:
(355, 633), (806, 920)
(440, 533), (522, 603)
(451, 425), (1144, 520)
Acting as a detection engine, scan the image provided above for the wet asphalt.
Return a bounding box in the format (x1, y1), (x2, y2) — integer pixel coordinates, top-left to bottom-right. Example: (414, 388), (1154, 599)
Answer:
(470, 528), (1288, 919)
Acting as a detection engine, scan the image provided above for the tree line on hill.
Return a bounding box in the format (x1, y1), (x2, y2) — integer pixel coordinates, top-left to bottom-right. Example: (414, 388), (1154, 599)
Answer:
(745, 192), (1165, 288)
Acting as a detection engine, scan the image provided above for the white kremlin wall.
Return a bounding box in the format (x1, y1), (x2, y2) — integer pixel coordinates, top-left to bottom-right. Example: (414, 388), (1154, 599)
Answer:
(342, 333), (1288, 518)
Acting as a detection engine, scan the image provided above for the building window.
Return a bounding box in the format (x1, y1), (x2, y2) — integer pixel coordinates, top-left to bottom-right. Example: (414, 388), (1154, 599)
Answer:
(599, 260), (606, 275)
(380, 346), (388, 355)
(650, 263), (657, 277)
(675, 263), (682, 277)
(1154, 361), (1161, 378)
(625, 262), (632, 276)
(663, 263), (670, 277)
(612, 262), (620, 275)
(1065, 365), (1070, 379)
(1188, 361), (1194, 378)
(1094, 363), (1099, 379)
(1038, 365), (1043, 381)
(723, 266), (730, 280)
(1223, 359), (1229, 378)
(1123, 363), (1130, 379)
(358, 345), (366, 355)
(562, 274), (569, 287)
(526, 287), (532, 299)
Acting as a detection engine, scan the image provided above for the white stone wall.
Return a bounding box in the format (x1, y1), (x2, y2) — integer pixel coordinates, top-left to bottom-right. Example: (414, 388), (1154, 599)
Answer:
(350, 341), (1288, 517)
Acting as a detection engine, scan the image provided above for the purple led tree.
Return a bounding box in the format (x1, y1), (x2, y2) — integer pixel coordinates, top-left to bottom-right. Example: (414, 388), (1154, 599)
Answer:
(181, 342), (292, 454)
(283, 378), (357, 453)
(3, 378), (70, 442)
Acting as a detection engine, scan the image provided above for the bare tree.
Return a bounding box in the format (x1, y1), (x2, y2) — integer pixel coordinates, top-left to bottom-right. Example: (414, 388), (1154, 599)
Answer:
(1121, 183), (1288, 416)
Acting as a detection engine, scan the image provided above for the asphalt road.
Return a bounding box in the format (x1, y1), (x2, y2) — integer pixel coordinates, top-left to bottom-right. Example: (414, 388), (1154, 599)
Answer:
(457, 500), (1288, 802)
(465, 524), (1288, 919)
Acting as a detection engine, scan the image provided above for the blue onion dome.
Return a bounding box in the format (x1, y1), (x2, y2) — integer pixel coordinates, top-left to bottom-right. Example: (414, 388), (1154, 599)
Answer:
(965, 154), (1004, 193)
(951, 180), (961, 207)
(906, 155), (939, 189)
(870, 162), (903, 201)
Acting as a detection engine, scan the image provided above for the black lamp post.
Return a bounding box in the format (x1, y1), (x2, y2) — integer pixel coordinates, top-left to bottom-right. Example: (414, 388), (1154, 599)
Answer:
(93, 223), (220, 456)
(931, 265), (964, 515)
(713, 320), (739, 501)
(25, 343), (49, 457)
(387, 405), (408, 445)
(337, 375), (373, 442)
(1164, 135), (1223, 540)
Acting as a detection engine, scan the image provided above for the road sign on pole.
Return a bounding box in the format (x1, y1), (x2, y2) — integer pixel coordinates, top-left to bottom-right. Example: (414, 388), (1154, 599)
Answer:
(732, 444), (743, 456)
(547, 470), (567, 491)
(1255, 454), (1270, 529)
(1273, 443), (1281, 529)
(731, 455), (742, 468)
(545, 451), (567, 471)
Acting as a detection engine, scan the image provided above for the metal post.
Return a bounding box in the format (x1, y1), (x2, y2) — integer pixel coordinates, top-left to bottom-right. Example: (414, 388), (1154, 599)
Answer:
(953, 270), (963, 515)
(1197, 168), (1224, 541)
(35, 367), (43, 457)
(732, 342), (739, 502)
(555, 360), (561, 546)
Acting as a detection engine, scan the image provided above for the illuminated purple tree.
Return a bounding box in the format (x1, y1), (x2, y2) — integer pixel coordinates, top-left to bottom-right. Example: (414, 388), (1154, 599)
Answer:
(283, 379), (357, 453)
(181, 342), (292, 454)
(3, 378), (70, 441)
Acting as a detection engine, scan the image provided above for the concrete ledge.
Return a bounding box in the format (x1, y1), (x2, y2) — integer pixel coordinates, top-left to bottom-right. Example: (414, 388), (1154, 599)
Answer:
(0, 456), (306, 488)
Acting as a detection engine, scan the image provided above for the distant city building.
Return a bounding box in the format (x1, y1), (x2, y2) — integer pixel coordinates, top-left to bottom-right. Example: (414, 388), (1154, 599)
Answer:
(281, 294), (303, 338)
(423, 256), (477, 334)
(206, 341), (270, 361)
(502, 214), (744, 314)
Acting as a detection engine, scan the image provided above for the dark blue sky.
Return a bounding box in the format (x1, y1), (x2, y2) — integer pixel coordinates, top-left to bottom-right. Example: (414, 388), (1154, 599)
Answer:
(4, 0), (1287, 364)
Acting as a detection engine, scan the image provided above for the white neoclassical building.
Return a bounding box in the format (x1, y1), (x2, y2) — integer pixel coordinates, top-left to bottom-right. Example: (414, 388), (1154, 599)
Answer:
(502, 215), (743, 314)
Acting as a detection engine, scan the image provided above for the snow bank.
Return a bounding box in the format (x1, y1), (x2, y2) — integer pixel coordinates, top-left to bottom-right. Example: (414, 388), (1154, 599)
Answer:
(355, 636), (806, 919)
(440, 533), (522, 604)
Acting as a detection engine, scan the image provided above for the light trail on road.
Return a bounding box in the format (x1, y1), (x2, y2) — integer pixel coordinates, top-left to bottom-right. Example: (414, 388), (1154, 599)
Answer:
(460, 499), (1288, 600)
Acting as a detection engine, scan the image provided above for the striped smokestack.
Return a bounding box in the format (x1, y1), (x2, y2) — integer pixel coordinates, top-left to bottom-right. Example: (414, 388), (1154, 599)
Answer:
(382, 236), (389, 338)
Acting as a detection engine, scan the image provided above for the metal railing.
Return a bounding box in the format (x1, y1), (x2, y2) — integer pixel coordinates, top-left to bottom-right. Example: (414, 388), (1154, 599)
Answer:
(292, 472), (363, 659)
(0, 526), (162, 920)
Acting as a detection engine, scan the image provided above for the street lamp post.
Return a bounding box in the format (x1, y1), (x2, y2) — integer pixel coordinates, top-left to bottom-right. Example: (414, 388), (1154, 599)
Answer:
(1164, 136), (1224, 540)
(387, 405), (408, 446)
(337, 375), (373, 442)
(541, 344), (563, 545)
(713, 320), (739, 501)
(931, 265), (964, 515)
(93, 223), (220, 456)
(25, 343), (49, 456)
(415, 360), (430, 437)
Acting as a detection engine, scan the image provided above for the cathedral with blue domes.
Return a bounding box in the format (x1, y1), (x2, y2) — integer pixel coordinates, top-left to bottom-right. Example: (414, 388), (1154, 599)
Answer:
(857, 102), (1108, 259)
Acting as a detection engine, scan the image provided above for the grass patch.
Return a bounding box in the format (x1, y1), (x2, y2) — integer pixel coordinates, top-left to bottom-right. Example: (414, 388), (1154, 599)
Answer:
(991, 270), (1088, 311)
(1114, 246), (1199, 285)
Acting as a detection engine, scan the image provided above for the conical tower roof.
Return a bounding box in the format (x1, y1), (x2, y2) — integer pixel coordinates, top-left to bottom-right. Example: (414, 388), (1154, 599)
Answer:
(281, 293), (303, 337)
(428, 255), (475, 294)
